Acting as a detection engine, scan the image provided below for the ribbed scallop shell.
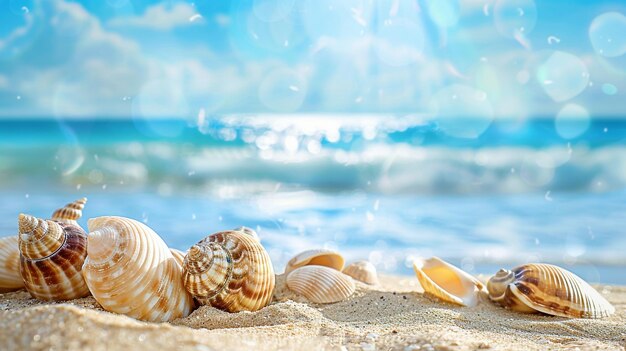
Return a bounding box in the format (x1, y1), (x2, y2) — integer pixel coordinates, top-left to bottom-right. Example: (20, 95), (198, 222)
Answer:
(82, 216), (194, 322)
(286, 265), (355, 304)
(343, 260), (379, 285)
(0, 236), (23, 293)
(182, 228), (275, 312)
(413, 257), (485, 307)
(51, 197), (87, 227)
(284, 249), (344, 275)
(487, 264), (615, 318)
(18, 214), (90, 300)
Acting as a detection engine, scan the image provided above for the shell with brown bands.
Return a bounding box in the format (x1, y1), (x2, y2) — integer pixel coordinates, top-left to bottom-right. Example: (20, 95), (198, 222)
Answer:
(0, 236), (23, 292)
(51, 197), (87, 227)
(18, 214), (90, 300)
(82, 216), (195, 322)
(182, 227), (275, 312)
(487, 263), (615, 318)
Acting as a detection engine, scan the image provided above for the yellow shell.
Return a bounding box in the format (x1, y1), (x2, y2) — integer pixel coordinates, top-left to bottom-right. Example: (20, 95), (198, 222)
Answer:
(182, 227), (275, 312)
(487, 264), (615, 318)
(413, 257), (485, 307)
(18, 214), (90, 300)
(286, 265), (355, 304)
(343, 260), (379, 285)
(284, 249), (344, 275)
(0, 236), (23, 293)
(82, 216), (195, 322)
(50, 197), (87, 227)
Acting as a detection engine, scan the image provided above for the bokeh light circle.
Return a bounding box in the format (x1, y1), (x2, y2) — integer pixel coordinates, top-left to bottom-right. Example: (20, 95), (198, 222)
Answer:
(493, 0), (537, 38)
(259, 68), (307, 112)
(431, 84), (494, 139)
(589, 12), (626, 57)
(376, 19), (425, 67)
(253, 0), (295, 22)
(536, 51), (589, 102)
(554, 104), (591, 139)
(601, 83), (618, 95)
(425, 0), (460, 28)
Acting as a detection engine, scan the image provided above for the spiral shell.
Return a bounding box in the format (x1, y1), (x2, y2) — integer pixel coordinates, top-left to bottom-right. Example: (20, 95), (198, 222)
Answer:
(50, 197), (87, 227)
(82, 216), (194, 322)
(182, 227), (275, 312)
(284, 249), (344, 275)
(343, 260), (379, 285)
(413, 257), (485, 307)
(287, 265), (355, 304)
(18, 214), (90, 300)
(0, 236), (23, 293)
(487, 264), (615, 318)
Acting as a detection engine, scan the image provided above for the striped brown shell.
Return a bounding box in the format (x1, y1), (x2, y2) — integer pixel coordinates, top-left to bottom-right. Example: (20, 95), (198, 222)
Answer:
(487, 264), (615, 318)
(287, 265), (355, 303)
(83, 216), (195, 322)
(0, 236), (23, 293)
(182, 227), (275, 312)
(18, 214), (89, 300)
(50, 197), (87, 227)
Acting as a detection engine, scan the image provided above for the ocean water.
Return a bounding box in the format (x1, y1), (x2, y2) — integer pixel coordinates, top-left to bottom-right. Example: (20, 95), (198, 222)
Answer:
(1, 115), (625, 284)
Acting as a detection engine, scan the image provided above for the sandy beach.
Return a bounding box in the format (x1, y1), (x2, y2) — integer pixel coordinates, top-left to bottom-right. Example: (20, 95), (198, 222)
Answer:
(1, 273), (624, 351)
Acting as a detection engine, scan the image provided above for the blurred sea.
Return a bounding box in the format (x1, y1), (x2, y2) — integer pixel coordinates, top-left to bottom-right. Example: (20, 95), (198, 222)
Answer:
(1, 115), (625, 284)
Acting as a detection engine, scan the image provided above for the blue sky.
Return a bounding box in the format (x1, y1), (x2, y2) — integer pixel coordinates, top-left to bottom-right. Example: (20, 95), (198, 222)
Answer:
(0, 0), (624, 118)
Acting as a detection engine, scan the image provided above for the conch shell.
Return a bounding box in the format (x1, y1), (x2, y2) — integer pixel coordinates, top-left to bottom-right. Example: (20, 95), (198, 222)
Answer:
(51, 197), (87, 227)
(182, 227), (275, 312)
(287, 265), (355, 303)
(284, 249), (344, 275)
(343, 260), (379, 285)
(82, 216), (195, 322)
(0, 236), (23, 293)
(487, 264), (615, 318)
(18, 214), (90, 300)
(413, 257), (485, 307)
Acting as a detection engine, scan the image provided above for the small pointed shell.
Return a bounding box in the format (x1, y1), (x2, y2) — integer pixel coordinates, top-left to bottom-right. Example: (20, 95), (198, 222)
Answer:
(18, 214), (90, 300)
(343, 260), (379, 285)
(413, 257), (485, 307)
(182, 228), (275, 312)
(284, 249), (344, 275)
(487, 264), (615, 318)
(287, 265), (355, 304)
(51, 197), (87, 227)
(82, 216), (195, 322)
(0, 236), (23, 293)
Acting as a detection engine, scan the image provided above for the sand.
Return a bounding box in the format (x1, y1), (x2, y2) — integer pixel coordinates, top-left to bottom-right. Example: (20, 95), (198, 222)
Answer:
(1, 274), (624, 351)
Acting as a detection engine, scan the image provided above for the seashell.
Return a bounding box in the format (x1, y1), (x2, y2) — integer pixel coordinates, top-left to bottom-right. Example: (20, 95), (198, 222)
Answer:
(182, 227), (275, 312)
(284, 249), (344, 275)
(18, 214), (90, 300)
(286, 265), (355, 304)
(234, 226), (259, 240)
(413, 257), (485, 307)
(51, 197), (87, 227)
(82, 216), (194, 322)
(343, 260), (379, 285)
(170, 248), (186, 268)
(0, 236), (23, 293)
(487, 264), (615, 318)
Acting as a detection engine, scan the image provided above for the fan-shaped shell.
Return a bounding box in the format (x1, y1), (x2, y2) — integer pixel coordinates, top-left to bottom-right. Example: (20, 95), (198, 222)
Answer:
(343, 260), (379, 285)
(284, 249), (344, 275)
(18, 214), (90, 300)
(0, 236), (23, 293)
(182, 227), (275, 312)
(487, 264), (615, 318)
(413, 257), (485, 307)
(82, 216), (194, 322)
(51, 197), (87, 227)
(286, 265), (355, 304)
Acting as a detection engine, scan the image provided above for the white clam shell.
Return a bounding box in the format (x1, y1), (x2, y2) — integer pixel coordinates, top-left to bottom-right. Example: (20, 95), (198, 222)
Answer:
(286, 265), (355, 304)
(0, 236), (23, 292)
(284, 249), (344, 275)
(413, 257), (485, 307)
(82, 216), (195, 322)
(343, 260), (379, 285)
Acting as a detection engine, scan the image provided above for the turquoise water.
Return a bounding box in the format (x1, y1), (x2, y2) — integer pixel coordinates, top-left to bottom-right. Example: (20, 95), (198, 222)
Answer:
(1, 116), (625, 283)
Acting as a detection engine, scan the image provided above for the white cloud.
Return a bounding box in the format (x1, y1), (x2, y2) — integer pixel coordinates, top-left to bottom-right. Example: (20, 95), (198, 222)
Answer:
(108, 3), (202, 30)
